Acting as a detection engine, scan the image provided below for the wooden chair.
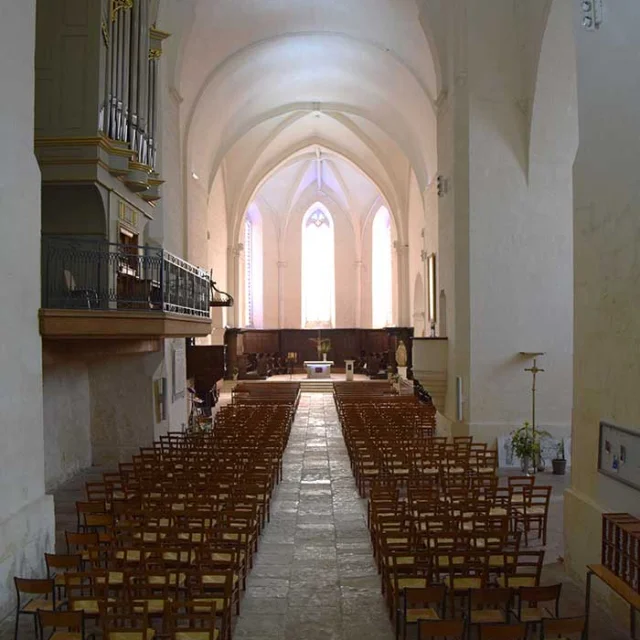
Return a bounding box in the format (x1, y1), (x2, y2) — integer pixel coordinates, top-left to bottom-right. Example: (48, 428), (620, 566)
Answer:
(101, 603), (155, 640)
(44, 553), (83, 597)
(514, 584), (561, 625)
(541, 616), (586, 639)
(37, 609), (86, 640)
(514, 486), (552, 546)
(479, 623), (527, 639)
(418, 619), (465, 639)
(498, 551), (544, 590)
(66, 571), (109, 621)
(168, 601), (220, 640)
(13, 578), (57, 640)
(467, 588), (513, 637)
(400, 586), (446, 640)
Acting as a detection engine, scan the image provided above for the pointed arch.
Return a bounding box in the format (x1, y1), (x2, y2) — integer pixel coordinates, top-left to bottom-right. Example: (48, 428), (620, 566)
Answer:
(301, 202), (335, 328)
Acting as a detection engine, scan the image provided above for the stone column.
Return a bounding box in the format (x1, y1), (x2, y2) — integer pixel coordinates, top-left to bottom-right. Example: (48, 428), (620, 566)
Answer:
(227, 243), (243, 327)
(393, 242), (410, 326)
(277, 261), (287, 328)
(354, 259), (364, 327)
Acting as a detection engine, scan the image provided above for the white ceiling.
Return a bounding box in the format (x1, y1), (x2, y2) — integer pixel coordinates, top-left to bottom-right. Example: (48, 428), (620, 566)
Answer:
(157, 0), (439, 240)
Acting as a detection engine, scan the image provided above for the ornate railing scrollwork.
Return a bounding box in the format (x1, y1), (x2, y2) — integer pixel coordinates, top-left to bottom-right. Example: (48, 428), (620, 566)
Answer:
(210, 277), (234, 308)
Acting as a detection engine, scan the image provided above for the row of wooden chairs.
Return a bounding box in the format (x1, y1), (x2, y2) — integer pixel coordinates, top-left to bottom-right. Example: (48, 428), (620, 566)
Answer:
(334, 390), (576, 640)
(13, 388), (299, 640)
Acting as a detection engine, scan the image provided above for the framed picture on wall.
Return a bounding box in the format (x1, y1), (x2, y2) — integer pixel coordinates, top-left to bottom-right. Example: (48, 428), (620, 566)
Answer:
(428, 253), (437, 323)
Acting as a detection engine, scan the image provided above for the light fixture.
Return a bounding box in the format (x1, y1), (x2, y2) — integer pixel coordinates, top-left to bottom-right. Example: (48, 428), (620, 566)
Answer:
(581, 0), (603, 30)
(191, 171), (200, 180)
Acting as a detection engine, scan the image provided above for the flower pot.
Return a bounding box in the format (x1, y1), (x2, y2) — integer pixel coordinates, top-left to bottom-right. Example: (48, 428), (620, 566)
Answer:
(322, 353), (327, 361)
(520, 456), (535, 475)
(552, 458), (567, 475)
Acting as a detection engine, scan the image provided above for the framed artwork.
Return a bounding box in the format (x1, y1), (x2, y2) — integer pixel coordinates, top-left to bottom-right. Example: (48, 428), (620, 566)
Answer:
(598, 421), (640, 492)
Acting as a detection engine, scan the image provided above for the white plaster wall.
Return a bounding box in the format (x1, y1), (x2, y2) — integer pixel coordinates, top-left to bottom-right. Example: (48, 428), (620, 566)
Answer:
(566, 0), (640, 606)
(207, 170), (229, 342)
(262, 211), (279, 329)
(407, 172), (425, 329)
(156, 66), (186, 256)
(0, 0), (54, 617)
(164, 339), (188, 433)
(42, 357), (91, 492)
(89, 353), (161, 466)
(465, 0), (573, 445)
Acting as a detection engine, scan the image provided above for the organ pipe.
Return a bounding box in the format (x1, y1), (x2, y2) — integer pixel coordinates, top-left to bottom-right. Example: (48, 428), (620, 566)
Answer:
(100, 0), (164, 170)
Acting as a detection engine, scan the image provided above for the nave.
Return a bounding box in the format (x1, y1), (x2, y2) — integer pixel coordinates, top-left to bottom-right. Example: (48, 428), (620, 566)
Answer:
(1, 391), (630, 640)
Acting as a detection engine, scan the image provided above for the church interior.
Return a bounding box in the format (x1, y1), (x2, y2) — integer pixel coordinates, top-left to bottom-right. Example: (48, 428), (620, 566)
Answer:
(1, 0), (639, 638)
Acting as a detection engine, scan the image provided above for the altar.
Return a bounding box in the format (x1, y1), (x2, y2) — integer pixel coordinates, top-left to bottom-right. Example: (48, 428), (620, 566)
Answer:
(304, 361), (334, 379)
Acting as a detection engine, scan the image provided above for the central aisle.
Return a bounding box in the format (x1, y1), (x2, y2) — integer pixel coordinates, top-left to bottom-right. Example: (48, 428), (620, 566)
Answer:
(233, 393), (393, 640)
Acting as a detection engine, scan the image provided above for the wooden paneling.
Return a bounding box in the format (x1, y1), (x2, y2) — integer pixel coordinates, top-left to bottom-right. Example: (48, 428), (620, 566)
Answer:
(187, 345), (226, 384)
(225, 328), (414, 377)
(39, 309), (212, 339)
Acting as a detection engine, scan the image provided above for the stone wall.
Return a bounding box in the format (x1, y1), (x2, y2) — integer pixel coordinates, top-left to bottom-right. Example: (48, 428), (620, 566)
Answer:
(0, 0), (54, 618)
(567, 0), (640, 607)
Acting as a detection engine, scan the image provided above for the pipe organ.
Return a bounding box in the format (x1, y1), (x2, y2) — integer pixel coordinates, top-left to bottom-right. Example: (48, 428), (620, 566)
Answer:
(35, 0), (168, 207)
(101, 0), (164, 171)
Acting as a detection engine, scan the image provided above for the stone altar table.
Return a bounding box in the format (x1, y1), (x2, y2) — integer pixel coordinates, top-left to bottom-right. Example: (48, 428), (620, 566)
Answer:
(304, 361), (334, 379)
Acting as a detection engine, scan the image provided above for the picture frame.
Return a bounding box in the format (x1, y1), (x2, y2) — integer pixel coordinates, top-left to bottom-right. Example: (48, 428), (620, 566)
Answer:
(598, 421), (640, 492)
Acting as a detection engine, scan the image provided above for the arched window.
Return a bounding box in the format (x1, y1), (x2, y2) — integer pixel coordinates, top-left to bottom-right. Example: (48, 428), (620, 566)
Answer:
(372, 206), (393, 328)
(302, 206), (335, 328)
(244, 217), (254, 327)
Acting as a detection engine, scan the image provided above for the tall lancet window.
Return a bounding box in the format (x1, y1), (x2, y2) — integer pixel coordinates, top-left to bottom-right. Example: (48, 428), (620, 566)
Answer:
(302, 206), (335, 328)
(372, 206), (393, 327)
(244, 217), (254, 327)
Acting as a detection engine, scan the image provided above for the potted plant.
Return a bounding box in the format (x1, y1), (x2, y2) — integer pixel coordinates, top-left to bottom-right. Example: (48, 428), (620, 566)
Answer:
(552, 439), (567, 475)
(510, 422), (551, 475)
(232, 366), (239, 381)
(319, 339), (331, 361)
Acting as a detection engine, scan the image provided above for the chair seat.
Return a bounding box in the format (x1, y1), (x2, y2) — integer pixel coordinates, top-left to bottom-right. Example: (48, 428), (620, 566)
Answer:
(96, 572), (124, 585)
(406, 608), (440, 623)
(55, 574), (81, 587)
(443, 576), (482, 590)
(202, 573), (239, 585)
(395, 578), (429, 590)
(489, 508), (508, 516)
(517, 506), (546, 515)
(517, 606), (554, 622)
(175, 631), (219, 640)
(107, 629), (155, 640)
(387, 556), (415, 566)
(23, 599), (55, 613)
(133, 599), (168, 614)
(192, 598), (225, 613)
(71, 597), (116, 614)
(497, 576), (537, 588)
(470, 610), (506, 624)
(50, 632), (82, 640)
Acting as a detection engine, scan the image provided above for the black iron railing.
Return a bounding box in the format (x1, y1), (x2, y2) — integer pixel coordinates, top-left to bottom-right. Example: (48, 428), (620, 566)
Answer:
(42, 236), (211, 318)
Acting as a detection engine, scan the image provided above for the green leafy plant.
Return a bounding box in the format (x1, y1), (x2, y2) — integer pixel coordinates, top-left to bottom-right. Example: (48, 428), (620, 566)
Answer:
(510, 422), (551, 462)
(309, 337), (331, 356)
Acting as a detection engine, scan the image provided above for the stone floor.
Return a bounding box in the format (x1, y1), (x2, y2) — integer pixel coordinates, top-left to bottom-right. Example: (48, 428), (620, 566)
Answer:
(0, 393), (632, 640)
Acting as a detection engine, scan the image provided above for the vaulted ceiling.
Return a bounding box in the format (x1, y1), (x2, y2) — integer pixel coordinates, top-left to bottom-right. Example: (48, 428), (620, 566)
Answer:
(157, 0), (439, 240)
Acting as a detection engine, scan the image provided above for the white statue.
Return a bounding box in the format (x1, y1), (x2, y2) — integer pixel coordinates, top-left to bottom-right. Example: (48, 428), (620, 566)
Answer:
(395, 340), (408, 367)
